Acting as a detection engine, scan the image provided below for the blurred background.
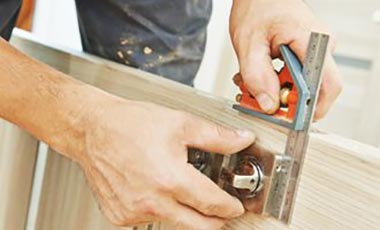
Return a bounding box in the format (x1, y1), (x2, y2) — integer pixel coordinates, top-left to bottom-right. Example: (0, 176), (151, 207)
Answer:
(17, 0), (380, 147)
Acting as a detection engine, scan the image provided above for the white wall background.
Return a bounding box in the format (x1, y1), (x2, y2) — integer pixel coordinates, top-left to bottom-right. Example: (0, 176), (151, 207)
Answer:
(32, 0), (82, 50)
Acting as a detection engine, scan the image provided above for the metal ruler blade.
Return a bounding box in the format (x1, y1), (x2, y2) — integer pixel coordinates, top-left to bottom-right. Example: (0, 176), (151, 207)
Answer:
(282, 33), (329, 222)
(268, 32), (330, 222)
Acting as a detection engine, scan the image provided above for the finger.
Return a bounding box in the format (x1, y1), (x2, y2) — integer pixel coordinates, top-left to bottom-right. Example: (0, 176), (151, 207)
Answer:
(182, 114), (255, 155)
(239, 34), (280, 114)
(160, 197), (225, 230)
(314, 53), (342, 120)
(172, 164), (245, 219)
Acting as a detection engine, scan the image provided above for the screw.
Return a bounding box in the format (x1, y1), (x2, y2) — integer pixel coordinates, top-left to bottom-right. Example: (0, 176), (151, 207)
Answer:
(235, 94), (243, 103)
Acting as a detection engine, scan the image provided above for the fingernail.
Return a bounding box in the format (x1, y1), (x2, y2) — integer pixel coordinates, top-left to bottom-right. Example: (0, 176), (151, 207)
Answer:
(256, 93), (276, 112)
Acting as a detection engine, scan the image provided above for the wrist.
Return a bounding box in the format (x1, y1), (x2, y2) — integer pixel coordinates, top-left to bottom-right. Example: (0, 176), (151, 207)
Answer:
(0, 39), (132, 165)
(46, 83), (124, 163)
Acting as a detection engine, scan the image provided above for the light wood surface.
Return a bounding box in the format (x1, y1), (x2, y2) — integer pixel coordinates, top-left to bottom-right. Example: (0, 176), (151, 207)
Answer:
(0, 120), (38, 230)
(10, 32), (380, 230)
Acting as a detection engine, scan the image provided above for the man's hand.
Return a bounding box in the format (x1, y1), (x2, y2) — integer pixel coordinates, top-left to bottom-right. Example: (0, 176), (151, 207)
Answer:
(229, 0), (342, 120)
(0, 38), (254, 230)
(80, 99), (255, 230)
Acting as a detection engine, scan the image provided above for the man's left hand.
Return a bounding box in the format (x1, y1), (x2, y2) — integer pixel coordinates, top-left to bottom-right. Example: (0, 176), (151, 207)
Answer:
(229, 0), (342, 120)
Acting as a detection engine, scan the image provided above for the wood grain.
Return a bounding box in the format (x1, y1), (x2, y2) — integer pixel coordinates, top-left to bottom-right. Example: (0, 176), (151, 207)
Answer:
(0, 120), (38, 230)
(10, 32), (380, 230)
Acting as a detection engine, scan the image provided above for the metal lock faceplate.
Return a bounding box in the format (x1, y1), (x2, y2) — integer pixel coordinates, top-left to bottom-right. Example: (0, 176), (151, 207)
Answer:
(188, 145), (292, 215)
(220, 145), (291, 215)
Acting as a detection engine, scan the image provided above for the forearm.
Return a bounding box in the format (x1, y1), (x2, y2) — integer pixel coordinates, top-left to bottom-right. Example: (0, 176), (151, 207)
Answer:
(0, 38), (113, 161)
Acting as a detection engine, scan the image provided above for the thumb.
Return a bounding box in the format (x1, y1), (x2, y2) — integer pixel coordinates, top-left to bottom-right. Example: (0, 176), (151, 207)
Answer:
(239, 36), (280, 114)
(182, 114), (255, 155)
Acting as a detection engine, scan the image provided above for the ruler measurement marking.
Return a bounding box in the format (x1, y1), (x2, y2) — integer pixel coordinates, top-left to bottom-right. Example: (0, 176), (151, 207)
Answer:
(280, 33), (330, 222)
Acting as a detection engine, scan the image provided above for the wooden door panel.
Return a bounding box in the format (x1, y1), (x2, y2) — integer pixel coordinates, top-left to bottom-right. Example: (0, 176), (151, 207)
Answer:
(10, 32), (380, 230)
(0, 120), (38, 230)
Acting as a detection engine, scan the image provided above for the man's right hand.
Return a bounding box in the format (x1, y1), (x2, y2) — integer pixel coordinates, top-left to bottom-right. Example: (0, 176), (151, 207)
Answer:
(78, 99), (255, 230)
(0, 38), (254, 230)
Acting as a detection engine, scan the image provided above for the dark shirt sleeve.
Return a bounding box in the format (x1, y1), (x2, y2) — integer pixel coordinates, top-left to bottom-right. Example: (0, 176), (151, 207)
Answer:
(0, 0), (22, 41)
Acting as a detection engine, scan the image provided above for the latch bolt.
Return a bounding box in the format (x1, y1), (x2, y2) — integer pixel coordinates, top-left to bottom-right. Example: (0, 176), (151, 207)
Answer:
(221, 155), (264, 198)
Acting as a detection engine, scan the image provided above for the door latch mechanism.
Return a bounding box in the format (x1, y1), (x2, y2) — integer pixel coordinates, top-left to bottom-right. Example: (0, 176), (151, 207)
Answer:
(220, 155), (264, 198)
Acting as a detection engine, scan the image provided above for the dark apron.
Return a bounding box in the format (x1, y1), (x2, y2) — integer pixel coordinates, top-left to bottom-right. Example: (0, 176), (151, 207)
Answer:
(0, 0), (21, 41)
(0, 0), (211, 85)
(75, 0), (212, 85)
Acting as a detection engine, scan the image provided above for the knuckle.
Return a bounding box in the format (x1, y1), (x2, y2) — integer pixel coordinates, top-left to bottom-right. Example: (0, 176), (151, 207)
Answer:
(97, 201), (128, 226)
(322, 67), (343, 99)
(326, 74), (343, 97)
(155, 172), (178, 193)
(241, 67), (261, 82)
(171, 111), (192, 139)
(173, 111), (192, 131)
(104, 211), (128, 226)
(230, 30), (239, 45)
(241, 68), (273, 93)
(230, 28), (246, 45)
(108, 217), (125, 226)
(202, 203), (220, 216)
(134, 197), (159, 216)
(101, 206), (138, 227)
(97, 195), (150, 227)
